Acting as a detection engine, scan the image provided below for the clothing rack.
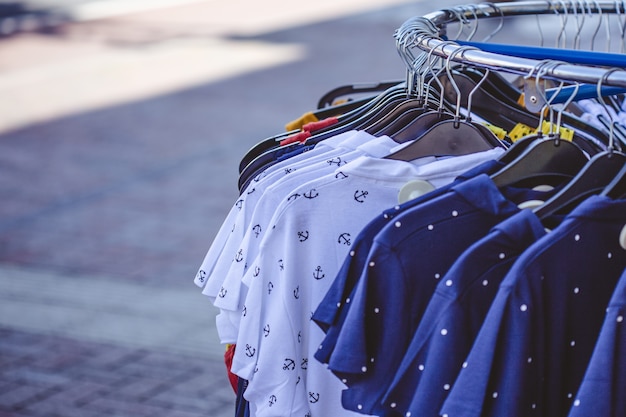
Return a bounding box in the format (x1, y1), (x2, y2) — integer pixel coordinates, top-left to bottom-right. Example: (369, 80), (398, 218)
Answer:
(396, 0), (626, 88)
(195, 3), (626, 417)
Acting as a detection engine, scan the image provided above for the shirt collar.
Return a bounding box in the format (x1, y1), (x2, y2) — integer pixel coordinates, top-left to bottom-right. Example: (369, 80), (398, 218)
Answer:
(564, 194), (626, 221)
(451, 174), (520, 216)
(491, 209), (548, 247)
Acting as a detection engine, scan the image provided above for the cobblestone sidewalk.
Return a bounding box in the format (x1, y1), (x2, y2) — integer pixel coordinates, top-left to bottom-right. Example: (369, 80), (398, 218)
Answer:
(0, 327), (234, 417)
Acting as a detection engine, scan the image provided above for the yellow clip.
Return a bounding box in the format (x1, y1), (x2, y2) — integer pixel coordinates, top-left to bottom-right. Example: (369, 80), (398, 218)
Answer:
(538, 121), (574, 141)
(482, 123), (508, 140)
(285, 112), (319, 132)
(508, 123), (535, 142)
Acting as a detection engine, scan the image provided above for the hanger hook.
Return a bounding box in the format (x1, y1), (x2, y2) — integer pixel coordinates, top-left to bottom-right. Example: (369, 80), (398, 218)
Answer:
(413, 35), (442, 101)
(443, 7), (469, 40)
(605, 2), (612, 51)
(556, 0), (570, 48)
(535, 0), (554, 47)
(426, 40), (458, 110)
(445, 44), (476, 122)
(616, 0), (626, 52)
(573, 0), (585, 49)
(396, 18), (436, 96)
(537, 60), (567, 137)
(463, 5), (480, 41)
(597, 67), (624, 152)
(554, 74), (580, 138)
(523, 59), (563, 137)
(589, 0), (603, 50)
(481, 2), (505, 42)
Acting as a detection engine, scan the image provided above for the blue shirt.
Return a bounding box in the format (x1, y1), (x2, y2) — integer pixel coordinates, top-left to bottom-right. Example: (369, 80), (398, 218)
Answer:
(381, 209), (547, 417)
(312, 160), (504, 365)
(568, 267), (626, 417)
(441, 195), (626, 417)
(324, 174), (551, 416)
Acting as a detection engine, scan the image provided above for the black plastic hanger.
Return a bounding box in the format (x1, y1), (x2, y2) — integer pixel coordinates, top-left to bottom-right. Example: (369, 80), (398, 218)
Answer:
(379, 62), (457, 142)
(385, 49), (505, 161)
(238, 82), (409, 175)
(490, 64), (612, 191)
(534, 150), (626, 218)
(456, 66), (609, 156)
(316, 81), (403, 109)
(491, 136), (589, 188)
(601, 163), (626, 199)
(490, 106), (590, 188)
(237, 83), (408, 186)
(534, 72), (626, 215)
(440, 68), (539, 131)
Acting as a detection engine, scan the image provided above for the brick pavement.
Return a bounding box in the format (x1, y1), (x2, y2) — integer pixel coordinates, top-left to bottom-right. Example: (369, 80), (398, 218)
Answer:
(0, 327), (233, 417)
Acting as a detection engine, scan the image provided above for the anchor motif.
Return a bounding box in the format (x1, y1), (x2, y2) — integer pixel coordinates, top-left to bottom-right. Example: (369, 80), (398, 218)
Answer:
(354, 190), (369, 203)
(218, 287), (227, 298)
(242, 306), (247, 317)
(303, 189), (319, 199)
(297, 230), (310, 242)
(308, 392), (320, 403)
(234, 249), (244, 263)
(327, 157), (343, 167)
(195, 270), (207, 283)
(278, 259), (284, 271)
(283, 358), (296, 371)
(235, 199), (244, 210)
(263, 324), (270, 337)
(245, 344), (256, 357)
(268, 282), (274, 295)
(269, 395), (277, 407)
(247, 187), (256, 195)
(338, 233), (352, 246)
(313, 266), (325, 280)
(335, 171), (348, 179)
(301, 358), (308, 370)
(253, 266), (260, 277)
(252, 224), (262, 238)
(294, 285), (300, 299)
(287, 193), (301, 201)
(254, 171), (267, 182)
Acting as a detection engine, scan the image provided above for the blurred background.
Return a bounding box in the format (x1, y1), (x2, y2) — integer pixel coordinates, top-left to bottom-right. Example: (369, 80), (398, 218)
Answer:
(0, 0), (473, 416)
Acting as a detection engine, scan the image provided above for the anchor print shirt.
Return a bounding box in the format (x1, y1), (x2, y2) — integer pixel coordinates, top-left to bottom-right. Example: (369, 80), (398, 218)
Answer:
(380, 209), (547, 417)
(231, 149), (505, 378)
(194, 129), (359, 293)
(568, 267), (626, 417)
(312, 158), (505, 364)
(440, 195), (626, 417)
(231, 154), (506, 417)
(211, 133), (403, 343)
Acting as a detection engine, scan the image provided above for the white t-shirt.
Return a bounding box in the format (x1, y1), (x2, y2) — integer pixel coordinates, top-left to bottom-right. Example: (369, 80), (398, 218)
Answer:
(194, 130), (360, 292)
(211, 133), (401, 343)
(232, 148), (504, 417)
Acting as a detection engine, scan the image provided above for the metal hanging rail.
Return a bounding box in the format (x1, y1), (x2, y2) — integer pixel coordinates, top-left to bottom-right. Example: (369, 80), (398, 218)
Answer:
(397, 0), (626, 87)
